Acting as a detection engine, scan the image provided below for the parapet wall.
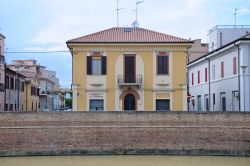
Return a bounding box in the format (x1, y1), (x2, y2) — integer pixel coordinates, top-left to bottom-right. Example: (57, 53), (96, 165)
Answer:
(0, 111), (249, 156)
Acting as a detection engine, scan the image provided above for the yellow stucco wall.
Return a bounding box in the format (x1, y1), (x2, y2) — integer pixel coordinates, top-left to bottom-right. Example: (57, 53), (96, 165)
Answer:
(24, 82), (39, 111)
(69, 44), (189, 111)
(172, 48), (187, 111)
(73, 50), (87, 110)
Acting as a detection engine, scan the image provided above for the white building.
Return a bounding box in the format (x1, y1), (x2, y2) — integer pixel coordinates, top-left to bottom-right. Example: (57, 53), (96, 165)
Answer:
(208, 25), (250, 51)
(188, 33), (250, 111)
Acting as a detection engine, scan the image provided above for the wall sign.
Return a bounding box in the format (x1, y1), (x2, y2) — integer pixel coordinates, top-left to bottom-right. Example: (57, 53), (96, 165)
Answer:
(89, 92), (104, 99)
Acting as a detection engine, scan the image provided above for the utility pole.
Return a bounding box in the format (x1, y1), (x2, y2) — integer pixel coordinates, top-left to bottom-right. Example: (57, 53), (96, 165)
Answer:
(234, 8), (239, 27)
(116, 0), (124, 27)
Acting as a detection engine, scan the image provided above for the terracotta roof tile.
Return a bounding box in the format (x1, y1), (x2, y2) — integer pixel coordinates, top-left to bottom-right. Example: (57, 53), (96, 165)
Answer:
(67, 27), (190, 43)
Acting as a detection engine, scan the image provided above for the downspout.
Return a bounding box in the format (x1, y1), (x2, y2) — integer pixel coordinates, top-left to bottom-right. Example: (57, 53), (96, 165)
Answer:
(205, 57), (211, 111)
(25, 81), (28, 111)
(235, 43), (241, 111)
(68, 46), (74, 110)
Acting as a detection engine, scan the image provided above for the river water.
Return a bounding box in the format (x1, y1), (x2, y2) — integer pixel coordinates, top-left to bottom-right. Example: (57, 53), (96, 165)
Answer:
(0, 156), (249, 166)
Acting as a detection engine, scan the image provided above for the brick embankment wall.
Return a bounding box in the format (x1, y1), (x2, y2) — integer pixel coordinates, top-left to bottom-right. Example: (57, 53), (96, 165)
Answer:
(0, 111), (250, 156)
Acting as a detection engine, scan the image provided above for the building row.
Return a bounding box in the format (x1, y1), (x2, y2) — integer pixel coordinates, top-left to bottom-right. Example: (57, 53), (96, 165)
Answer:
(67, 25), (250, 112)
(0, 33), (65, 111)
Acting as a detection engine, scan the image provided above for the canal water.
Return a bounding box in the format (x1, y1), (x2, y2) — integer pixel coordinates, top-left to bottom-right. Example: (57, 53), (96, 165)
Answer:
(0, 156), (249, 166)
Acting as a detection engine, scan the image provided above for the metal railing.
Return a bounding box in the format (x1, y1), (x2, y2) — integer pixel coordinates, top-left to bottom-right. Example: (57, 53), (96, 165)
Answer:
(118, 75), (142, 88)
(208, 25), (250, 34)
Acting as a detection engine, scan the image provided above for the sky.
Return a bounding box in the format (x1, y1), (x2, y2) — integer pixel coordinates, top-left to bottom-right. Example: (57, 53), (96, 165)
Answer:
(0, 0), (250, 88)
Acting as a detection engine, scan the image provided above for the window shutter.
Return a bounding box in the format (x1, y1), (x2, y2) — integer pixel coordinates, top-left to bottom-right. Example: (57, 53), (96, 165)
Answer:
(166, 55), (169, 74)
(87, 56), (92, 75)
(102, 56), (106, 75)
(192, 73), (194, 85)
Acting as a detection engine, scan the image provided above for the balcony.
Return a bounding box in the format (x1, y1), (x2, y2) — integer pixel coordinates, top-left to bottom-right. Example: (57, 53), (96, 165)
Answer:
(118, 75), (142, 88)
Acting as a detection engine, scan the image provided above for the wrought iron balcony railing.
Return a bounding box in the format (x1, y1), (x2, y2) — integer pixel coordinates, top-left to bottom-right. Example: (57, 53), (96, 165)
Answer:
(118, 75), (142, 88)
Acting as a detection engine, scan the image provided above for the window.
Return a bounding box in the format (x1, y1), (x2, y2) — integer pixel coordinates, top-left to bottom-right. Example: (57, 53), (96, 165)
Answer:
(205, 68), (208, 82)
(5, 104), (8, 111)
(21, 82), (25, 92)
(198, 70), (200, 84)
(10, 77), (14, 89)
(5, 76), (9, 89)
(31, 86), (37, 95)
(157, 52), (169, 75)
(213, 93), (216, 105)
(197, 95), (202, 111)
(87, 52), (106, 75)
(220, 93), (226, 111)
(212, 65), (215, 80)
(15, 79), (19, 90)
(233, 57), (237, 75)
(220, 32), (223, 47)
(10, 104), (13, 111)
(92, 57), (102, 74)
(221, 61), (224, 78)
(156, 99), (170, 111)
(191, 73), (194, 85)
(89, 99), (104, 111)
(204, 94), (209, 111)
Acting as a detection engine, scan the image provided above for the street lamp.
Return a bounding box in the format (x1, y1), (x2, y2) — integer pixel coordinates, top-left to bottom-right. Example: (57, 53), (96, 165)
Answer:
(240, 65), (248, 112)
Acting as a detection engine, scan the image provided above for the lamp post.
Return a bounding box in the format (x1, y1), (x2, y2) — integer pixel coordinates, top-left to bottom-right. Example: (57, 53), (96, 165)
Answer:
(240, 65), (248, 112)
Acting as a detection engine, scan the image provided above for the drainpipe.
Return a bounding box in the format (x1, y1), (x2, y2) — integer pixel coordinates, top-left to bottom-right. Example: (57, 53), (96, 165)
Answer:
(25, 81), (28, 111)
(205, 57), (211, 111)
(235, 44), (241, 111)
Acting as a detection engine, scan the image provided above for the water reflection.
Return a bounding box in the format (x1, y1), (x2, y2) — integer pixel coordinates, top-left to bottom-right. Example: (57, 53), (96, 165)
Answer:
(0, 155), (249, 166)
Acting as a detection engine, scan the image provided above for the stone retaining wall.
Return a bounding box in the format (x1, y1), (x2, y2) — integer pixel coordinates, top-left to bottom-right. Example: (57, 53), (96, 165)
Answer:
(0, 112), (249, 156)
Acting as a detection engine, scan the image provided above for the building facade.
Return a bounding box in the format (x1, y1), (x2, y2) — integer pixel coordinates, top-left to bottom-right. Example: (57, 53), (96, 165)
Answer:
(188, 34), (250, 111)
(0, 33), (5, 111)
(8, 60), (62, 111)
(4, 68), (26, 111)
(188, 39), (208, 63)
(67, 27), (191, 111)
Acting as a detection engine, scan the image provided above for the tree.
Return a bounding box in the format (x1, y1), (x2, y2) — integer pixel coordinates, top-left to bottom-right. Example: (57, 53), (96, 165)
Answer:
(65, 98), (72, 108)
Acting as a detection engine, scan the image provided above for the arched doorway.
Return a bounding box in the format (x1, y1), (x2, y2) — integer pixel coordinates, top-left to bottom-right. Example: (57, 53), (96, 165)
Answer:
(124, 94), (136, 111)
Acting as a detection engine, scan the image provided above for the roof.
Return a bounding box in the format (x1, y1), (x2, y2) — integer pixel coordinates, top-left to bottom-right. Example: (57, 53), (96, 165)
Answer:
(188, 33), (250, 66)
(19, 72), (37, 78)
(5, 67), (26, 78)
(67, 27), (191, 44)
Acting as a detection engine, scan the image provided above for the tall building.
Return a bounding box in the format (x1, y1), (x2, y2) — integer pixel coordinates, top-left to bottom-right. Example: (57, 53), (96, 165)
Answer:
(188, 33), (250, 111)
(67, 27), (192, 111)
(0, 33), (5, 111)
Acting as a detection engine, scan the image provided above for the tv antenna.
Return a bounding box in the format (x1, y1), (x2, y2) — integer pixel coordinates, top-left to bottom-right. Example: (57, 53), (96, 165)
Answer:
(133, 1), (144, 26)
(116, 0), (124, 27)
(233, 8), (239, 26)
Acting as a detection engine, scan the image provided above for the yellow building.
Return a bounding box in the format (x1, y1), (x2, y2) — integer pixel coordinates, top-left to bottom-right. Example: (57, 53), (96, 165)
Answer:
(22, 72), (39, 111)
(67, 27), (192, 111)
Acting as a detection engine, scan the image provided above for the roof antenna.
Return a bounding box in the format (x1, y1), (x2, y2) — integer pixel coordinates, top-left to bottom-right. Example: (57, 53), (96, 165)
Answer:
(233, 8), (239, 27)
(116, 0), (124, 27)
(132, 1), (144, 27)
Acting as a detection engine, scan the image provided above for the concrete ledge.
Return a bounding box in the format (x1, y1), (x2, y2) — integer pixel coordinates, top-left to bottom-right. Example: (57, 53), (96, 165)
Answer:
(0, 149), (250, 157)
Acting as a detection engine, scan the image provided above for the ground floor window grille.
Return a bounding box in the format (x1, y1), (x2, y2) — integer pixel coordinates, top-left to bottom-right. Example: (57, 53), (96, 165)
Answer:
(89, 99), (104, 111)
(156, 99), (170, 111)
